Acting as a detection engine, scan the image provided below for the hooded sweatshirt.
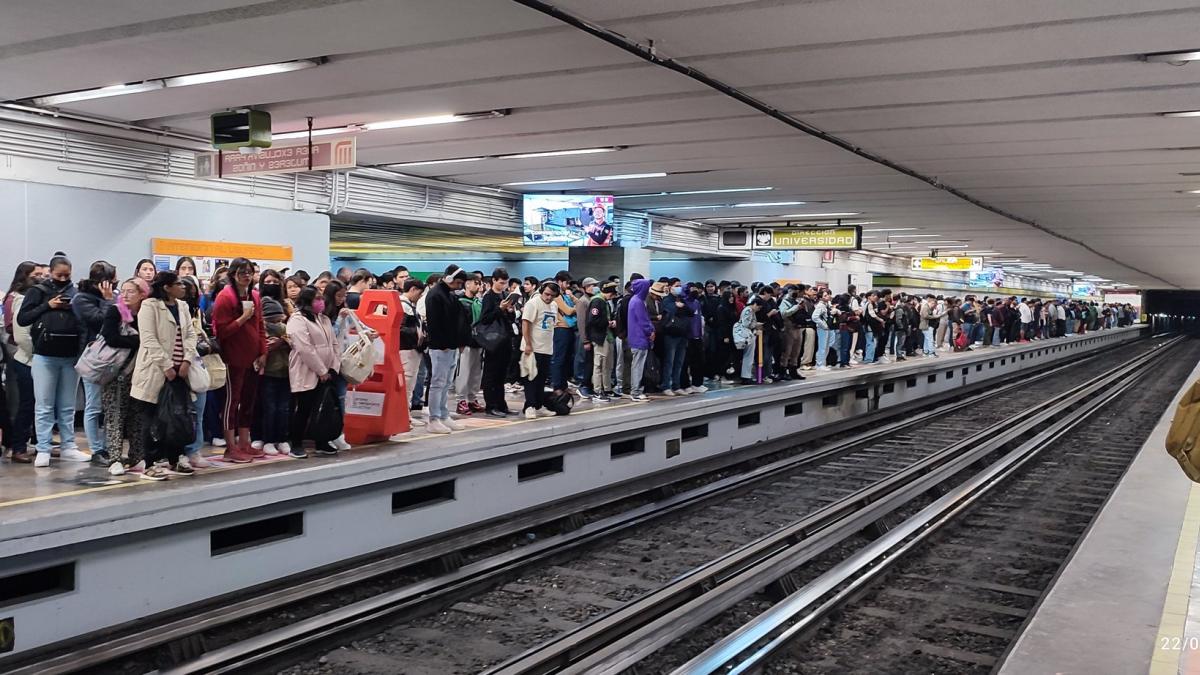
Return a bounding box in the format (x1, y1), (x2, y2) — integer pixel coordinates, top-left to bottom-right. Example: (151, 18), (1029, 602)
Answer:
(627, 279), (655, 350)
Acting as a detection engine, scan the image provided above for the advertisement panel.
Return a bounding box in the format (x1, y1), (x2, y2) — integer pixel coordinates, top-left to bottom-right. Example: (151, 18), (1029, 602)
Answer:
(718, 226), (861, 250)
(911, 257), (983, 272)
(523, 194), (615, 247)
(968, 268), (1006, 288)
(1072, 281), (1099, 298)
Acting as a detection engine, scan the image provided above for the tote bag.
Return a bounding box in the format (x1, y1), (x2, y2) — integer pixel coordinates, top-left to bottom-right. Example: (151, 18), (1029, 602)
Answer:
(75, 336), (130, 385)
(340, 314), (381, 385)
(1166, 380), (1200, 483)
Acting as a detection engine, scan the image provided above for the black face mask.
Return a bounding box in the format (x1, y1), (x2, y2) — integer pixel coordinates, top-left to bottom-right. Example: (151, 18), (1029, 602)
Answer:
(260, 284), (282, 300)
(51, 278), (71, 291)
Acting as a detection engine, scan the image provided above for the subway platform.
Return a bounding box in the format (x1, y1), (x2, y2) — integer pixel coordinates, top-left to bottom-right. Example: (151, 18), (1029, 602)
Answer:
(0, 326), (1144, 658)
(998, 345), (1200, 675)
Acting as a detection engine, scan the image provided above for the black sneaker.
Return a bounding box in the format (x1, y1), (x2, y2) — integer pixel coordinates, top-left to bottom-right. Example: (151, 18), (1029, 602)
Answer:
(90, 450), (111, 466)
(316, 445), (338, 456)
(288, 448), (308, 459)
(485, 409), (508, 419)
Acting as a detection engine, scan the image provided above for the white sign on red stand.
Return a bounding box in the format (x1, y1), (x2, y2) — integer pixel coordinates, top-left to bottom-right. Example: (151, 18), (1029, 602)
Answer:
(195, 137), (356, 178)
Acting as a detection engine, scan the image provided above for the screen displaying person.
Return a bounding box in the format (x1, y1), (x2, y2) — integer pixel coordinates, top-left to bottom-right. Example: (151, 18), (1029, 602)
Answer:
(583, 202), (613, 247)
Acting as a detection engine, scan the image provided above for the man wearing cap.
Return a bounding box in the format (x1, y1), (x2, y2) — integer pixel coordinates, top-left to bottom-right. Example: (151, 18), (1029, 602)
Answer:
(576, 277), (600, 397)
(424, 265), (469, 434)
(584, 281), (619, 402)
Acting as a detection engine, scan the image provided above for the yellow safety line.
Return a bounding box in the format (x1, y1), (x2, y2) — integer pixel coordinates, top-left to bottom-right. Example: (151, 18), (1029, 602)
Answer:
(1149, 481), (1200, 674)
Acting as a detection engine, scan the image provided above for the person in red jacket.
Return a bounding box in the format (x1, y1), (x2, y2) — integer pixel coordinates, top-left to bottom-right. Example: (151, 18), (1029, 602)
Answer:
(211, 257), (266, 463)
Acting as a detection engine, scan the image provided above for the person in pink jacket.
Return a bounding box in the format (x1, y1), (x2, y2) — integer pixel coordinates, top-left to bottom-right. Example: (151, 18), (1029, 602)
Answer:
(286, 286), (341, 458)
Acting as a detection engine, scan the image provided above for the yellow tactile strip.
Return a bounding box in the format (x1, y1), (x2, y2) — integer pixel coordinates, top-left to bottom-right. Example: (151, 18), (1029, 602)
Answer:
(1150, 482), (1200, 675)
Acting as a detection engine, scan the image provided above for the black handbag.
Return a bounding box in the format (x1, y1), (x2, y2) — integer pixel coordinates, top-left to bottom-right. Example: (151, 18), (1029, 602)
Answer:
(472, 320), (508, 352)
(306, 380), (344, 442)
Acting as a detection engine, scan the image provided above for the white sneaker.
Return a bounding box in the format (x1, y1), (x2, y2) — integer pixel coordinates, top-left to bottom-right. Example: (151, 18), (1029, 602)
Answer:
(108, 461), (125, 476)
(674, 389), (688, 396)
(212, 438), (227, 447)
(409, 416), (427, 427)
(693, 385), (709, 393)
(251, 440), (264, 451)
(537, 407), (555, 417)
(663, 389), (677, 397)
(332, 435), (352, 451)
(189, 453), (214, 468)
(817, 366), (831, 371)
(524, 408), (538, 420)
(444, 418), (466, 431)
(61, 448), (91, 462)
(262, 443), (279, 456)
(428, 419), (452, 434)
(275, 442), (292, 456)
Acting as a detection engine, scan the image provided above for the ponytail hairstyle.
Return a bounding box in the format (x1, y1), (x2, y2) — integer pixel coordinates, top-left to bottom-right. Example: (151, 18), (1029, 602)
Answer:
(116, 277), (149, 323)
(149, 271), (179, 301)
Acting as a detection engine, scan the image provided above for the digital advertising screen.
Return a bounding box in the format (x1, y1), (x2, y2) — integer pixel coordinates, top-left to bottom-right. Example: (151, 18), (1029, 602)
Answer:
(522, 194), (615, 247)
(968, 268), (1006, 288)
(1072, 281), (1099, 298)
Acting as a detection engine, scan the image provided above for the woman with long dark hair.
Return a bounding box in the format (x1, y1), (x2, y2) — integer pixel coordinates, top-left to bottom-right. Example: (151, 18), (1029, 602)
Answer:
(130, 271), (199, 480)
(102, 277), (147, 475)
(72, 260), (117, 464)
(134, 258), (157, 284)
(320, 279), (353, 450)
(180, 276), (217, 468)
(210, 257), (266, 463)
(286, 286), (341, 457)
(175, 257), (197, 279)
(3, 261), (38, 462)
(17, 255), (88, 467)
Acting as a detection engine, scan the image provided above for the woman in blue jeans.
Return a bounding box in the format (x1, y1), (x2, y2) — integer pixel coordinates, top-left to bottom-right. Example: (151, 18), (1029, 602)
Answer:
(16, 254), (89, 467)
(71, 260), (116, 465)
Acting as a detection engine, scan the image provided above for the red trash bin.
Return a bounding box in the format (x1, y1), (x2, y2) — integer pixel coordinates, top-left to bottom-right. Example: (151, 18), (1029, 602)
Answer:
(343, 290), (411, 444)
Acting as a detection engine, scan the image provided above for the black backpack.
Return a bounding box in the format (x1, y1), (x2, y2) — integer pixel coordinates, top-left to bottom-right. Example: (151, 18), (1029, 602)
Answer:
(545, 390), (574, 416)
(32, 294), (81, 358)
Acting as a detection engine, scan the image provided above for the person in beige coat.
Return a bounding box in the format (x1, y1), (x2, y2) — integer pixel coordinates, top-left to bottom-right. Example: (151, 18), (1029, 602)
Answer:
(286, 286), (341, 457)
(130, 272), (198, 480)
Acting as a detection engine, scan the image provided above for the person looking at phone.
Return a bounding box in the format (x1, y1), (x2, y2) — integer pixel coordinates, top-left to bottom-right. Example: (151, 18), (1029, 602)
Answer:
(478, 267), (515, 418)
(211, 256), (266, 463)
(72, 260), (117, 465)
(17, 254), (90, 467)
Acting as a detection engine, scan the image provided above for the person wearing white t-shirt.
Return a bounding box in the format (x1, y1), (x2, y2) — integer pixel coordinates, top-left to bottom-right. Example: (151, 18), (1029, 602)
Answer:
(521, 282), (559, 419)
(1018, 298), (1034, 342)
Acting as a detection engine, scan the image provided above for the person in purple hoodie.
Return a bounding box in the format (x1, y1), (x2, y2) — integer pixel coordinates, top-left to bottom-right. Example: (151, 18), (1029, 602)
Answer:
(626, 278), (655, 402)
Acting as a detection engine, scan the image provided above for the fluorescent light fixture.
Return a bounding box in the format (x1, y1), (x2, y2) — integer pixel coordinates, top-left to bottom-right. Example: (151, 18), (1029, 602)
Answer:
(1161, 110), (1200, 118)
(863, 227), (917, 232)
(1144, 50), (1200, 64)
(272, 126), (362, 140)
(650, 205), (723, 211)
(30, 59), (322, 106)
(388, 157), (487, 168)
(499, 147), (621, 159)
(779, 212), (860, 218)
(503, 178), (585, 186)
(887, 234), (942, 238)
(615, 187), (773, 199)
(841, 221), (880, 225)
(1184, 189), (1200, 194)
(732, 201), (806, 207)
(364, 114), (463, 130)
(593, 172), (668, 181)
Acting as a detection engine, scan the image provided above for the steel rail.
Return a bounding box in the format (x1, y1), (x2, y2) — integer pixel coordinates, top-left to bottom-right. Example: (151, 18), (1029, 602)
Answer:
(676, 339), (1181, 675)
(486, 336), (1183, 675)
(4, 335), (1151, 675)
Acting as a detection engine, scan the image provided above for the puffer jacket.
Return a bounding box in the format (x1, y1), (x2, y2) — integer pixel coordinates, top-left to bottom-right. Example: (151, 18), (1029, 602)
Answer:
(130, 299), (199, 404)
(72, 286), (112, 344)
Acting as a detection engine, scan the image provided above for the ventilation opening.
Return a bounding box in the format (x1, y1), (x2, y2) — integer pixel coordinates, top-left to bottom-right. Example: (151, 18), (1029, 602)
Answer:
(0, 562), (74, 609)
(927, 374), (937, 384)
(855, 388), (869, 400)
(961, 368), (968, 376)
(822, 394), (839, 407)
(883, 382), (895, 394)
(611, 437), (646, 458)
(989, 361), (995, 369)
(681, 423), (708, 442)
(906, 377), (917, 388)
(392, 480), (456, 513)
(945, 371), (953, 380)
(1020, 354), (1025, 361)
(518, 455), (564, 482)
(211, 513), (303, 556)
(738, 412), (760, 428)
(784, 401), (803, 416)
(666, 438), (681, 459)
(976, 364), (982, 372)
(1001, 359), (1006, 365)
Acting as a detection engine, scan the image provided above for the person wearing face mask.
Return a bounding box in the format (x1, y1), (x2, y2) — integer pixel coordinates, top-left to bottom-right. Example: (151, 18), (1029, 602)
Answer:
(682, 283), (708, 393)
(658, 278), (690, 396)
(287, 286), (341, 457)
(17, 255), (90, 466)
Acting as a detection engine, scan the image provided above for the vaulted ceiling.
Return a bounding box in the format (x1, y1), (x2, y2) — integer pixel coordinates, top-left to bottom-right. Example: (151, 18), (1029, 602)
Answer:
(4, 0), (1200, 287)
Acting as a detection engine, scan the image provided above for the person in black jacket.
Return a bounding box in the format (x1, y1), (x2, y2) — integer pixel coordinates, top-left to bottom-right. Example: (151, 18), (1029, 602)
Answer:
(17, 254), (90, 466)
(423, 265), (468, 434)
(714, 290), (737, 382)
(397, 278), (426, 427)
(583, 281), (619, 402)
(479, 268), (516, 417)
(72, 260), (116, 464)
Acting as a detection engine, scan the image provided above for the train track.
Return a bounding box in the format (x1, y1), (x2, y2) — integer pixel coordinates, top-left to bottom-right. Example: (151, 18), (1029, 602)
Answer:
(562, 336), (1193, 675)
(7, 336), (1162, 675)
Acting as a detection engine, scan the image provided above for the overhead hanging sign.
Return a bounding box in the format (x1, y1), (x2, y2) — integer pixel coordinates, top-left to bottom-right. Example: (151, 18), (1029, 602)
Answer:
(911, 256), (983, 272)
(195, 137), (356, 179)
(718, 226), (861, 251)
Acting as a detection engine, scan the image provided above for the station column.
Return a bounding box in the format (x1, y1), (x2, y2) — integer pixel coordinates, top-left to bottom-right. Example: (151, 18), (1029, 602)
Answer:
(568, 246), (651, 282)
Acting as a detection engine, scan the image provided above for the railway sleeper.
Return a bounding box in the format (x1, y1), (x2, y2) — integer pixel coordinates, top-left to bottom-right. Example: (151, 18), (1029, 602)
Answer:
(165, 633), (207, 665)
(557, 512), (587, 534)
(426, 550), (466, 575)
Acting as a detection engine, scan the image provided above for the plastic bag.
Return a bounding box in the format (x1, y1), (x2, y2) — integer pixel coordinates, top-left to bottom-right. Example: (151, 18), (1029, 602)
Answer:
(306, 380), (344, 442)
(187, 358), (211, 393)
(151, 378), (195, 450)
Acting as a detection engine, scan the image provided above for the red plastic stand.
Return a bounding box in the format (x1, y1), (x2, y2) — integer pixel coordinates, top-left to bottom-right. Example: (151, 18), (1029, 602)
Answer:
(343, 290), (411, 444)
